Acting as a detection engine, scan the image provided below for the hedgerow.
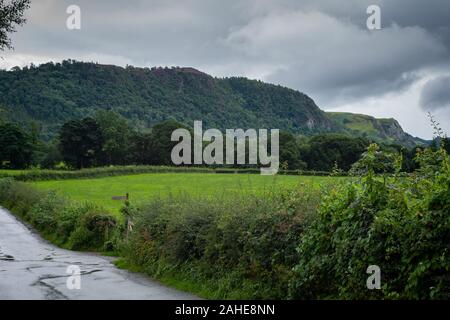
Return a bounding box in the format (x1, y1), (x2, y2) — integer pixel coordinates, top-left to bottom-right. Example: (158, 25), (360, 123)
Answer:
(119, 186), (324, 299)
(0, 166), (215, 181)
(0, 165), (344, 182)
(289, 142), (450, 299)
(0, 178), (119, 251)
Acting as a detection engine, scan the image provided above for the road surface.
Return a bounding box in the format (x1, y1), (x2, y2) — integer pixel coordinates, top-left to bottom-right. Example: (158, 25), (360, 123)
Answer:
(0, 207), (197, 300)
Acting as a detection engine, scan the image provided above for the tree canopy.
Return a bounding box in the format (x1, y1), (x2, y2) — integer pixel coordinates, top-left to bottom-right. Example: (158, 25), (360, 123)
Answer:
(0, 0), (30, 52)
(0, 122), (34, 168)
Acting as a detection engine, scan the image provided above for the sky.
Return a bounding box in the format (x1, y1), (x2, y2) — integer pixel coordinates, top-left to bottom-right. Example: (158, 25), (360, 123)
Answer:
(1, 0), (450, 139)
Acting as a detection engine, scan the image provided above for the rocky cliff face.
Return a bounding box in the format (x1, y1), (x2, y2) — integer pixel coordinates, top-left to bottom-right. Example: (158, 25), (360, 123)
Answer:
(327, 112), (426, 147)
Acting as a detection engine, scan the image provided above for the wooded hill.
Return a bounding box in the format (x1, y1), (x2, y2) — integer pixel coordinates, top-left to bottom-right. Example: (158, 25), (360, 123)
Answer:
(0, 60), (425, 147)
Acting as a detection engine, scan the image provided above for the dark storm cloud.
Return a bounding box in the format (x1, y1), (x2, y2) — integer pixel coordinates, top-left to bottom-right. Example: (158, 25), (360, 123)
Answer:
(3, 0), (450, 107)
(420, 76), (450, 112)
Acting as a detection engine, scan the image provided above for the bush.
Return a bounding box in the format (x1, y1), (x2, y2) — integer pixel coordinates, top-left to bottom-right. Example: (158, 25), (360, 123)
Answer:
(289, 143), (450, 299)
(0, 179), (41, 216)
(121, 186), (323, 299)
(69, 207), (118, 250)
(0, 178), (14, 202)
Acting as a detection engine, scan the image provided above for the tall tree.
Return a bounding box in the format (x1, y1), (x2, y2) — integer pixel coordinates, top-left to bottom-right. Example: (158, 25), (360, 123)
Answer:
(303, 134), (369, 172)
(0, 0), (30, 52)
(0, 106), (5, 124)
(59, 117), (103, 169)
(279, 131), (306, 170)
(129, 131), (153, 165)
(94, 110), (131, 165)
(0, 122), (34, 168)
(150, 120), (191, 165)
(40, 139), (63, 169)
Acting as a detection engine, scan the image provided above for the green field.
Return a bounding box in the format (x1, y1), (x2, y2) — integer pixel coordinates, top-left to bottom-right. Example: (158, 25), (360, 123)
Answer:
(31, 173), (338, 215)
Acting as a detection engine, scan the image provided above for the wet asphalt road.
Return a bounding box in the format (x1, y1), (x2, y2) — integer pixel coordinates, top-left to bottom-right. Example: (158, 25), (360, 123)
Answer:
(0, 207), (197, 300)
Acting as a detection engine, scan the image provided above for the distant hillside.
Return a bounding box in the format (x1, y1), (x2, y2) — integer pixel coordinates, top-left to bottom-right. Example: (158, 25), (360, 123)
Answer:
(0, 60), (423, 147)
(0, 60), (334, 139)
(326, 112), (426, 148)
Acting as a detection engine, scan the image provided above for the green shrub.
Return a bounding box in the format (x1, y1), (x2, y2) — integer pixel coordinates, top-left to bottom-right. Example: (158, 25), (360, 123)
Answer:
(69, 207), (118, 250)
(0, 178), (14, 202)
(121, 186), (323, 299)
(0, 180), (41, 216)
(27, 191), (65, 232)
(289, 143), (450, 299)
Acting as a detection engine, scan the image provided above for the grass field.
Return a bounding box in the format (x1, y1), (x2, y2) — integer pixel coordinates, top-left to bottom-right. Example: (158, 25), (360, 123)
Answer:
(31, 173), (339, 215)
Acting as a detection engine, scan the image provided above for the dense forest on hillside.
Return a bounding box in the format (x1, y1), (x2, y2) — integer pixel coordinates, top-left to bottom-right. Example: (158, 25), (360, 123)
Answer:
(0, 60), (424, 147)
(0, 60), (334, 140)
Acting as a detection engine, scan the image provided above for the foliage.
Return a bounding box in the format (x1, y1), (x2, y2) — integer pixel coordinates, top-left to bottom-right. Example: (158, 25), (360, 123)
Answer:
(0, 122), (35, 168)
(289, 142), (450, 299)
(279, 131), (307, 170)
(94, 110), (132, 165)
(40, 139), (63, 169)
(0, 61), (335, 140)
(0, 0), (30, 51)
(54, 115), (418, 172)
(0, 178), (119, 251)
(120, 186), (324, 299)
(302, 134), (370, 172)
(1, 137), (448, 299)
(59, 117), (103, 169)
(1, 106), (424, 172)
(146, 119), (191, 165)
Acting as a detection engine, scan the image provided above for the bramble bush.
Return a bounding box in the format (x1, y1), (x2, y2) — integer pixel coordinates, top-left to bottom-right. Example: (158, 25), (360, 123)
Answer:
(289, 141), (449, 299)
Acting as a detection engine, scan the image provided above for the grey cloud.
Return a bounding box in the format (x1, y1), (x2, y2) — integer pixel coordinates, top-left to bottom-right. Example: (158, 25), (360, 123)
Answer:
(420, 76), (450, 112)
(224, 10), (446, 106)
(3, 0), (450, 108)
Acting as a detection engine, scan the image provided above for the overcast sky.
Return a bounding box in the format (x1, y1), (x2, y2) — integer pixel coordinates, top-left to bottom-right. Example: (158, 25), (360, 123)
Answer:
(2, 0), (450, 139)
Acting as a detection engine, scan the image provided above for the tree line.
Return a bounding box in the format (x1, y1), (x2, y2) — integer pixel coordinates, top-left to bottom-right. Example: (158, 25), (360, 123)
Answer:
(0, 110), (443, 172)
